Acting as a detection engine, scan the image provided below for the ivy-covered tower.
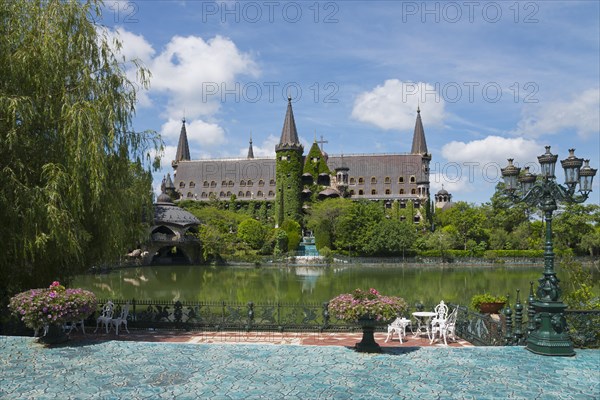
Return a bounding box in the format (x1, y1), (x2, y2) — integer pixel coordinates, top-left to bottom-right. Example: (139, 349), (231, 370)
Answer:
(275, 97), (304, 227)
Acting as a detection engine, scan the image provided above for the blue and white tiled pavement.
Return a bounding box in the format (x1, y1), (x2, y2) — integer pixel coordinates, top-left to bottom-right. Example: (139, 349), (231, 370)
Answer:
(1, 335), (598, 399)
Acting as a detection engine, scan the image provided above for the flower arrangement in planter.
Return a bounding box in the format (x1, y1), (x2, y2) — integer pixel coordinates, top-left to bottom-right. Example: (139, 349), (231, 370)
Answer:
(329, 288), (408, 323)
(329, 288), (408, 353)
(470, 293), (507, 314)
(8, 281), (97, 336)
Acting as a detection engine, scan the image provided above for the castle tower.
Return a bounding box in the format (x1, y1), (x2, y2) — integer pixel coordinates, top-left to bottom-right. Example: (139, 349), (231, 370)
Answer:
(247, 135), (254, 159)
(274, 97), (304, 226)
(435, 185), (453, 209)
(411, 107), (431, 200)
(172, 118), (191, 171)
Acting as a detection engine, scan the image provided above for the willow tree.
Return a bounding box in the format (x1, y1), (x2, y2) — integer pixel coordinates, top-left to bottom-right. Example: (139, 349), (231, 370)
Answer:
(0, 0), (161, 296)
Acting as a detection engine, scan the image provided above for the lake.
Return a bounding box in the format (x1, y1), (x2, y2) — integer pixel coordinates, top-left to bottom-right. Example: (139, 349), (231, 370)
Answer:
(70, 263), (594, 307)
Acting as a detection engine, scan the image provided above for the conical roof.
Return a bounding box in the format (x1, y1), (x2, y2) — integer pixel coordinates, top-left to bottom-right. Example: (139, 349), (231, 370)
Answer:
(411, 107), (428, 155)
(247, 136), (254, 159)
(276, 97), (303, 151)
(175, 119), (191, 162)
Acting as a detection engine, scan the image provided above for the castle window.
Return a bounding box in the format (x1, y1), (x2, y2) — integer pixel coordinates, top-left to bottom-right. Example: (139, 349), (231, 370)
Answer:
(189, 182), (195, 188)
(411, 188), (416, 194)
(280, 156), (288, 161)
(385, 189), (391, 195)
(414, 215), (421, 223)
(221, 180), (227, 186)
(179, 182), (185, 188)
(371, 177), (377, 184)
(268, 190), (275, 196)
(258, 180), (265, 186)
(349, 190), (355, 195)
(246, 191), (251, 198)
(400, 189), (404, 194)
(358, 189), (364, 195)
(371, 189), (377, 195)
(399, 177), (404, 183)
(410, 176), (416, 183)
(228, 180), (234, 187)
(269, 179), (275, 186)
(220, 191), (225, 197)
(227, 191), (232, 197)
(210, 181), (217, 187)
(187, 192), (193, 198)
(201, 192), (208, 198)
(238, 191), (244, 197)
(350, 177), (356, 185)
(203, 181), (209, 187)
(240, 180), (246, 186)
(384, 177), (391, 184)
(247, 179), (253, 186)
(312, 157), (319, 163)
(257, 191), (263, 197)
(400, 202), (406, 209)
(358, 177), (364, 185)
(400, 215), (406, 221)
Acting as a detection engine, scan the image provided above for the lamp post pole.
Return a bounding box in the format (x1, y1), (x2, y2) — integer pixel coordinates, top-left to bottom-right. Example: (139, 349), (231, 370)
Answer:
(501, 146), (596, 356)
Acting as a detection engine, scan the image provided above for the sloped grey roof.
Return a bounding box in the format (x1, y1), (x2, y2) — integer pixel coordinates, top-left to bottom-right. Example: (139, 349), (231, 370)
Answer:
(247, 138), (254, 159)
(276, 97), (303, 151)
(154, 201), (200, 227)
(411, 108), (428, 155)
(175, 120), (191, 163)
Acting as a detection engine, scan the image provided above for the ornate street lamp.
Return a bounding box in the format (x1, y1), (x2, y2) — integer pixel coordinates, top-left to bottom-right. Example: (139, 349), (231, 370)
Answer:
(501, 146), (597, 356)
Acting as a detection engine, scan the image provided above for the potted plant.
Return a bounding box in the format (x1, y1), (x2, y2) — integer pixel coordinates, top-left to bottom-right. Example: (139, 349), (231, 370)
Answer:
(470, 293), (507, 314)
(8, 281), (97, 344)
(329, 288), (407, 352)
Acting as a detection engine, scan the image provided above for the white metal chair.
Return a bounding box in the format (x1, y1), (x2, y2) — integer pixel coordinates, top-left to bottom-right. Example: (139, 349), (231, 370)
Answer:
(385, 317), (412, 343)
(94, 301), (114, 333)
(64, 319), (86, 335)
(111, 303), (130, 335)
(431, 306), (458, 345)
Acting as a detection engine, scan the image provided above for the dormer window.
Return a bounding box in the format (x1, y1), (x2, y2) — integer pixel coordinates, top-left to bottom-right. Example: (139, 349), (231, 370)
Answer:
(210, 181), (216, 187)
(358, 177), (364, 185)
(350, 177), (356, 185)
(399, 177), (404, 183)
(410, 176), (416, 183)
(258, 180), (265, 186)
(189, 182), (195, 188)
(384, 177), (391, 184)
(179, 182), (185, 188)
(240, 180), (246, 186)
(371, 177), (377, 184)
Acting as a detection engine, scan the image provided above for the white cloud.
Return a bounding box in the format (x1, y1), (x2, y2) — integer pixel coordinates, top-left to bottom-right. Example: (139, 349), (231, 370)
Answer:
(159, 118), (226, 151)
(351, 80), (446, 131)
(442, 136), (541, 167)
(515, 88), (600, 139)
(149, 34), (259, 119)
(430, 173), (474, 195)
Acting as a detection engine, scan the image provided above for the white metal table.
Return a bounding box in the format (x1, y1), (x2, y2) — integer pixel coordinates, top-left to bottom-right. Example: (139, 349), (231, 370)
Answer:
(412, 311), (437, 340)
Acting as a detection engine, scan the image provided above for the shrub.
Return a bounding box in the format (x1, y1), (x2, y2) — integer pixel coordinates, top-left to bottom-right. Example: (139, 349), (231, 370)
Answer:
(329, 288), (408, 322)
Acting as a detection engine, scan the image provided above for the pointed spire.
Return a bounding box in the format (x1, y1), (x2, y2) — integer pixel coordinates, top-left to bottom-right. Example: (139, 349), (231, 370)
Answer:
(411, 107), (428, 155)
(276, 97), (302, 152)
(175, 118), (191, 163)
(247, 133), (254, 159)
(165, 172), (175, 190)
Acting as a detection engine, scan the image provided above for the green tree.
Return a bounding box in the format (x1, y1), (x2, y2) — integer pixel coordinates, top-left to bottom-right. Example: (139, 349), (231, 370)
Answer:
(436, 202), (487, 250)
(362, 218), (416, 256)
(0, 0), (161, 295)
(553, 204), (600, 254)
(306, 198), (352, 250)
(334, 201), (384, 254)
(237, 219), (267, 250)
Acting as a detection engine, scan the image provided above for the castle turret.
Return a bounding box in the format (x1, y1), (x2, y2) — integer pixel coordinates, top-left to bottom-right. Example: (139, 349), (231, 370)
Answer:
(172, 118), (191, 170)
(411, 107), (431, 199)
(274, 97), (304, 227)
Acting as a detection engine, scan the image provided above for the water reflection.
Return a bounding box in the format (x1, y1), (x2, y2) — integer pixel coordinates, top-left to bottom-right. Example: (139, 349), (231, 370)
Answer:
(69, 263), (600, 307)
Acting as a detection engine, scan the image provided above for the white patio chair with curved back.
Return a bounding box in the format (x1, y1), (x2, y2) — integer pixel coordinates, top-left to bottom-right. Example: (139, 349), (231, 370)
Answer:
(429, 300), (449, 343)
(431, 304), (459, 345)
(111, 303), (130, 335)
(94, 301), (114, 333)
(385, 317), (412, 344)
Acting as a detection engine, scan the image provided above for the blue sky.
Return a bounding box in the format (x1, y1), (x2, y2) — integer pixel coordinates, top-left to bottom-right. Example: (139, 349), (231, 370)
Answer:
(99, 1), (599, 205)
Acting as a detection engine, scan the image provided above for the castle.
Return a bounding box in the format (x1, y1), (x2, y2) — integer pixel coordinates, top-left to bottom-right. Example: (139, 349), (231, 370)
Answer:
(168, 98), (436, 226)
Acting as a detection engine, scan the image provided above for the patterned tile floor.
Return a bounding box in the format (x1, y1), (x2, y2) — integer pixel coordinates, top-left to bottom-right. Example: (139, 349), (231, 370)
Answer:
(2, 334), (600, 400)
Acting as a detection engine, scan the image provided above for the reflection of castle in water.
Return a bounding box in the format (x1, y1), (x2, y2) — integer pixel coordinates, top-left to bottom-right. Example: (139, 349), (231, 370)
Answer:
(294, 266), (324, 293)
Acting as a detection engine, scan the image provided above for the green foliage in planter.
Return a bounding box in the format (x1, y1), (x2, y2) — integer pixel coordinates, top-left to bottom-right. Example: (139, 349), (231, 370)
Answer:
(470, 293), (507, 310)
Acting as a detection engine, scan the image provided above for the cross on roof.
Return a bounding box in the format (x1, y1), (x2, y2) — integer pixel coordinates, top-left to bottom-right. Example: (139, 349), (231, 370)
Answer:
(316, 135), (328, 152)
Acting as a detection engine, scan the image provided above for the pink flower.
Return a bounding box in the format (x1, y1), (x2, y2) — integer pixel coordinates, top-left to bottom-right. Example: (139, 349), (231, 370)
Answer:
(51, 281), (60, 287)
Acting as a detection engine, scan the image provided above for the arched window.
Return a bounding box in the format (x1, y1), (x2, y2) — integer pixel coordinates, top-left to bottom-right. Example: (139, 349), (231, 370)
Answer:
(189, 182), (195, 188)
(358, 177), (364, 185)
(247, 180), (253, 186)
(385, 189), (391, 195)
(371, 177), (377, 184)
(201, 192), (208, 198)
(268, 190), (275, 196)
(398, 177), (404, 183)
(246, 191), (251, 197)
(400, 189), (405, 194)
(226, 191), (232, 197)
(410, 176), (416, 183)
(371, 189), (377, 195)
(210, 181), (216, 187)
(219, 191), (225, 197)
(414, 215), (421, 223)
(257, 191), (263, 197)
(411, 188), (416, 194)
(349, 190), (355, 195)
(238, 191), (244, 197)
(269, 179), (275, 186)
(179, 182), (185, 188)
(187, 192), (193, 198)
(258, 180), (265, 186)
(203, 181), (209, 187)
(384, 177), (391, 184)
(358, 189), (364, 195)
(228, 180), (234, 187)
(349, 177), (356, 185)
(240, 180), (246, 186)
(221, 180), (227, 186)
